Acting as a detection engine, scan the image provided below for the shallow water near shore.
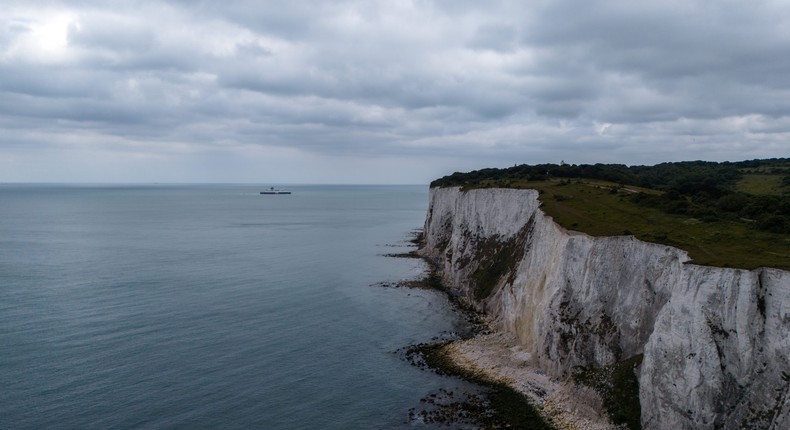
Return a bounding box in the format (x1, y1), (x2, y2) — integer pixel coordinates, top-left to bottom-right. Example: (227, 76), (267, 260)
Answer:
(0, 184), (474, 429)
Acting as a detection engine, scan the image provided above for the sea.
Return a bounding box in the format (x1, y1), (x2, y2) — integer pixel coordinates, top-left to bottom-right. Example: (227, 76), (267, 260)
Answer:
(0, 184), (473, 429)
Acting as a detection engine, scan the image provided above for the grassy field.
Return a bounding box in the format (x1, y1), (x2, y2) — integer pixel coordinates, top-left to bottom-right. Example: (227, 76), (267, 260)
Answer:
(736, 174), (784, 196)
(470, 178), (790, 271)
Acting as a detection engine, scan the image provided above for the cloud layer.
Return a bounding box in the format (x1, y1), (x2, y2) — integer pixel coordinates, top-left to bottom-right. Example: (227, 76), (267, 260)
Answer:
(1, 0), (789, 183)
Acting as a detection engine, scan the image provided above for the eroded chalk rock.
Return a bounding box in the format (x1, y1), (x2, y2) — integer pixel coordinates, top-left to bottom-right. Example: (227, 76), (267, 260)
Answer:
(420, 187), (790, 429)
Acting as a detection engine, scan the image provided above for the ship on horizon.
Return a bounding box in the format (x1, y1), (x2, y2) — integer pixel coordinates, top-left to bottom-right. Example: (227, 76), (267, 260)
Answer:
(260, 187), (291, 195)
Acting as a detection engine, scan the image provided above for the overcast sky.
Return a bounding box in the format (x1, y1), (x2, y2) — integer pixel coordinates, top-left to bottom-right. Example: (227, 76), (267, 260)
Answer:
(2, 0), (789, 184)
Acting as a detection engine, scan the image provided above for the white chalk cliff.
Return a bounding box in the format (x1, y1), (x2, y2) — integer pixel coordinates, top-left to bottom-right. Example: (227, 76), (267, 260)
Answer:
(420, 187), (790, 429)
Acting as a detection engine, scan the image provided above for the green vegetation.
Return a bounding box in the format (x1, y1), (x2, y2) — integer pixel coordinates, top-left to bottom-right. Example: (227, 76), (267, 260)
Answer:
(431, 159), (790, 270)
(736, 174), (785, 196)
(573, 355), (644, 430)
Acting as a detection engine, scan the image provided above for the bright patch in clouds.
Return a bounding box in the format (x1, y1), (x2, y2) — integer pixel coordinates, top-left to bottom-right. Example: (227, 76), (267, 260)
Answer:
(7, 10), (78, 62)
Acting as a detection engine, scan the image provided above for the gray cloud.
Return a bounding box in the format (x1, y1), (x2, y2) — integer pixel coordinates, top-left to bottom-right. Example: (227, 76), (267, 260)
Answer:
(0, 0), (788, 183)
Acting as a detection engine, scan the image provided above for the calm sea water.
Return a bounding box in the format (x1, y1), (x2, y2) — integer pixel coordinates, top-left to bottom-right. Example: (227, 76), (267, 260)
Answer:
(0, 185), (470, 429)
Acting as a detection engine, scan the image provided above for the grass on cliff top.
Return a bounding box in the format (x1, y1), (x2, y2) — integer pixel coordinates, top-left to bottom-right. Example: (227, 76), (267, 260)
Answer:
(467, 178), (790, 271)
(735, 174), (785, 196)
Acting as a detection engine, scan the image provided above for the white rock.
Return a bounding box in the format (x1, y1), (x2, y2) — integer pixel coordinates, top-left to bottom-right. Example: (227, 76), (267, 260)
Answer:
(420, 187), (790, 429)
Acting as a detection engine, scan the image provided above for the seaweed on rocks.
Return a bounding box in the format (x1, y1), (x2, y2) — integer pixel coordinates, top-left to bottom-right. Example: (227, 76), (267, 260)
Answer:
(405, 342), (555, 430)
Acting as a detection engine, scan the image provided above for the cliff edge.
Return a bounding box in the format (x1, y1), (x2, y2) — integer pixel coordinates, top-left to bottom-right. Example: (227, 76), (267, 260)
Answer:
(420, 187), (790, 429)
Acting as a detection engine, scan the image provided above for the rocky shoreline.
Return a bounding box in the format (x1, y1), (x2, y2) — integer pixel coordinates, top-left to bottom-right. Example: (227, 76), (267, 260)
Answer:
(444, 332), (622, 430)
(388, 268), (621, 429)
(385, 231), (623, 429)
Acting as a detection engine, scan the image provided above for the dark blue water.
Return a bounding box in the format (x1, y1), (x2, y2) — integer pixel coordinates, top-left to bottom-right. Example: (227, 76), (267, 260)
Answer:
(0, 185), (468, 429)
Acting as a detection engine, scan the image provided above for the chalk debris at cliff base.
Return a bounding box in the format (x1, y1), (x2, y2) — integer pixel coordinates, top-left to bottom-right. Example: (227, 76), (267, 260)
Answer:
(444, 332), (624, 430)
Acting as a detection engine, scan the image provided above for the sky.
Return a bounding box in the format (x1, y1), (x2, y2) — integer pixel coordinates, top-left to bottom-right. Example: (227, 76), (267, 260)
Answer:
(1, 0), (789, 184)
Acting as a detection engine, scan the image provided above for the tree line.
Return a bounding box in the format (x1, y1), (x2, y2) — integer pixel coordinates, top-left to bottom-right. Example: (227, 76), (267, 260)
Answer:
(431, 158), (790, 234)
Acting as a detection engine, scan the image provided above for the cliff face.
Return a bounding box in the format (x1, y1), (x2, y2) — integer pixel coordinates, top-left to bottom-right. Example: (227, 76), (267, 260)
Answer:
(421, 187), (790, 429)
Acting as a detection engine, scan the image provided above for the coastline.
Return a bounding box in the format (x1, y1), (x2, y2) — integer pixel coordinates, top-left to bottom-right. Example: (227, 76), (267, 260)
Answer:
(418, 186), (790, 428)
(386, 233), (549, 428)
(389, 232), (616, 429)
